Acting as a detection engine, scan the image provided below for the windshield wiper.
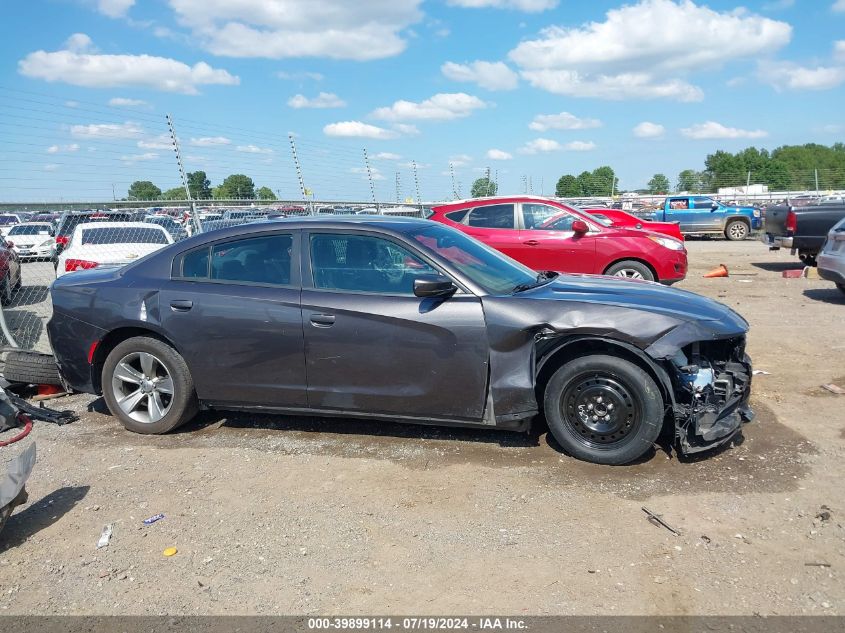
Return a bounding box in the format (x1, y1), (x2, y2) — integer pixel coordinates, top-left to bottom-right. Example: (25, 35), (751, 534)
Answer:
(512, 270), (558, 294)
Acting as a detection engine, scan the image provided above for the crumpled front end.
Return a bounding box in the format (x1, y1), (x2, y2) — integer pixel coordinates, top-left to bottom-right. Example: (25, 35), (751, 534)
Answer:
(666, 336), (754, 454)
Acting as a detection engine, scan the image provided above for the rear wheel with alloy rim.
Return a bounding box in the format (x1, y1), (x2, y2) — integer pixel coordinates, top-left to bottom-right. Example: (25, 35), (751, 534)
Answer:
(543, 354), (664, 465)
(604, 260), (655, 282)
(102, 336), (197, 434)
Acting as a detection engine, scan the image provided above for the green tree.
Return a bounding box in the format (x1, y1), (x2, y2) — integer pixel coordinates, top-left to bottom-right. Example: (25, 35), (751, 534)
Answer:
(187, 171), (212, 199)
(575, 171), (593, 196)
(212, 185), (228, 199)
(470, 177), (497, 197)
(647, 173), (671, 194)
(162, 187), (187, 200)
(676, 169), (701, 192)
(556, 174), (580, 197)
(127, 180), (162, 201)
(219, 174), (255, 199)
(590, 166), (618, 196)
(256, 186), (277, 200)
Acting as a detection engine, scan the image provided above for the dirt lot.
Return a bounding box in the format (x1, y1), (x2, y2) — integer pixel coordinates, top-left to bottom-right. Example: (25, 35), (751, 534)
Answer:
(0, 238), (843, 616)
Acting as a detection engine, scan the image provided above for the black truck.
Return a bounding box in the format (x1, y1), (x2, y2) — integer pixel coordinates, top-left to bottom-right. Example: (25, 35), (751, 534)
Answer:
(761, 201), (845, 265)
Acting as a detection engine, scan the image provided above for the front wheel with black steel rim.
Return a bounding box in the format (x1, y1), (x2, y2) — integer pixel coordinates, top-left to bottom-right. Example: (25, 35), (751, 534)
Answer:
(102, 336), (198, 434)
(725, 220), (749, 241)
(543, 354), (664, 465)
(604, 260), (655, 282)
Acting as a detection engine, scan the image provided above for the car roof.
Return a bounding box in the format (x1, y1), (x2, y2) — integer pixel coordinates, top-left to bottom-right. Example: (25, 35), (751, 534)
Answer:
(74, 221), (169, 231)
(12, 222), (53, 227)
(432, 194), (561, 208)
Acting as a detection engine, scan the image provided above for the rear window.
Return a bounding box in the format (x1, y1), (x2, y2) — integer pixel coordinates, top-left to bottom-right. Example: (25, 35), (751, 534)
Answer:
(444, 209), (469, 222)
(0, 216), (19, 225)
(60, 213), (133, 234)
(80, 227), (169, 245)
(9, 225), (51, 235)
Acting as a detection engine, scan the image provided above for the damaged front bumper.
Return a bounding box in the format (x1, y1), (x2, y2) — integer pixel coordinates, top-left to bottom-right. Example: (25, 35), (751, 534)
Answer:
(666, 337), (754, 454)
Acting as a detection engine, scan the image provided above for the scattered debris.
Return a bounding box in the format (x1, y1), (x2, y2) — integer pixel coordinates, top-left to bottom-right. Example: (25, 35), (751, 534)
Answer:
(782, 269), (804, 279)
(642, 506), (680, 536)
(815, 506), (832, 523)
(700, 535), (711, 544)
(803, 267), (820, 279)
(821, 384), (844, 395)
(703, 264), (729, 278)
(752, 370), (772, 375)
(805, 562), (832, 568)
(142, 513), (165, 525)
(96, 524), (113, 549)
(163, 547), (178, 557)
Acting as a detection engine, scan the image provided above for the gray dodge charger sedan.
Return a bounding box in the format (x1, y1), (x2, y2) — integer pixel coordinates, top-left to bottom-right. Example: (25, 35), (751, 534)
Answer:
(48, 216), (753, 465)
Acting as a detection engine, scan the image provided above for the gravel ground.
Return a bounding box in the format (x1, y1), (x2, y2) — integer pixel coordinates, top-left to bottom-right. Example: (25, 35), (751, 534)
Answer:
(0, 238), (843, 615)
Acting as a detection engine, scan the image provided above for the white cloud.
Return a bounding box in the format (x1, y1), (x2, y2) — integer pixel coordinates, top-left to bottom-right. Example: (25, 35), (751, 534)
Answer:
(19, 34), (239, 95)
(138, 134), (172, 149)
(46, 143), (80, 153)
(276, 70), (323, 81)
(391, 123), (420, 136)
(446, 0), (557, 11)
(834, 40), (845, 63)
(759, 60), (845, 91)
(486, 149), (513, 160)
(287, 92), (346, 108)
(633, 121), (665, 138)
(681, 121), (768, 140)
(563, 141), (596, 151)
(834, 0), (845, 12)
(323, 121), (398, 140)
(529, 111), (601, 131)
(109, 97), (148, 107)
(351, 166), (385, 180)
(97, 0), (135, 18)
(372, 152), (402, 160)
(190, 136), (231, 146)
(70, 121), (143, 139)
(120, 152), (159, 162)
(449, 154), (473, 167)
(371, 92), (486, 121)
(44, 164), (60, 172)
(167, 0), (423, 61)
(509, 0), (791, 101)
(441, 61), (519, 90)
(236, 144), (274, 154)
(762, 0), (794, 9)
(519, 138), (561, 154)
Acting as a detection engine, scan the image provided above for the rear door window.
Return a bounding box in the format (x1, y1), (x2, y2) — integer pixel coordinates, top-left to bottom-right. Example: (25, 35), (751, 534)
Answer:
(210, 234), (293, 285)
(465, 204), (516, 229)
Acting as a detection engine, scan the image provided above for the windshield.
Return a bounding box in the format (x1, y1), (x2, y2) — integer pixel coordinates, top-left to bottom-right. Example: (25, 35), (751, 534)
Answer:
(408, 223), (536, 295)
(0, 216), (20, 225)
(80, 227), (169, 245)
(9, 225), (51, 235)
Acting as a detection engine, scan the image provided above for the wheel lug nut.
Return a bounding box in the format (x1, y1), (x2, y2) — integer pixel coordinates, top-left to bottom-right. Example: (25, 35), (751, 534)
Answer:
(596, 396), (603, 403)
(607, 403), (614, 410)
(604, 415), (611, 421)
(592, 415), (598, 421)
(587, 404), (593, 410)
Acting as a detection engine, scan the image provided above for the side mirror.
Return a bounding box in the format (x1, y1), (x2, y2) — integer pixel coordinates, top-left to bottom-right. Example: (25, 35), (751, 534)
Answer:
(414, 274), (457, 298)
(572, 219), (589, 235)
(711, 203), (719, 211)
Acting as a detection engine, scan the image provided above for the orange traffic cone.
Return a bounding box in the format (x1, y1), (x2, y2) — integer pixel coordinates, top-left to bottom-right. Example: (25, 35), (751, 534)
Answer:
(703, 264), (729, 278)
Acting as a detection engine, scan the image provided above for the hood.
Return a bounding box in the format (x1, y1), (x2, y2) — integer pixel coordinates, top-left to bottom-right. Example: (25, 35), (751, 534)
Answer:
(519, 274), (747, 331)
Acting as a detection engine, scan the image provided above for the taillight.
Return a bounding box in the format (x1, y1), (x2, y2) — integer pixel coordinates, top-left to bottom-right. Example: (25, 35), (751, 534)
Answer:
(56, 234), (69, 246)
(785, 210), (797, 234)
(64, 258), (99, 272)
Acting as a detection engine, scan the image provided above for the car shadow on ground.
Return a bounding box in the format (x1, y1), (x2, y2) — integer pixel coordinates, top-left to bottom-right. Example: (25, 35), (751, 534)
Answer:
(9, 285), (50, 308)
(0, 485), (89, 551)
(803, 288), (845, 304)
(750, 261), (804, 272)
(2, 309), (45, 351)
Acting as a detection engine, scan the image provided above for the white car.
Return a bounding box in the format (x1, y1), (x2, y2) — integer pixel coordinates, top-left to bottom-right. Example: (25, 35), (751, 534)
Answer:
(6, 222), (55, 260)
(818, 216), (845, 295)
(57, 222), (173, 277)
(0, 214), (25, 237)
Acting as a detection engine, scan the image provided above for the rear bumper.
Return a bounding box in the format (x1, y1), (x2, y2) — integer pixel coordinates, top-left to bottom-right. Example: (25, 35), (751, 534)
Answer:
(818, 258), (845, 285)
(46, 311), (106, 394)
(761, 233), (792, 249)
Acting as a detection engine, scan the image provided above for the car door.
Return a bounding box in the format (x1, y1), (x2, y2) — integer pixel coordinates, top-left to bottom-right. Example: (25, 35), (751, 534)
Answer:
(666, 197), (695, 230)
(690, 197), (725, 231)
(301, 230), (489, 421)
(456, 203), (523, 261)
(159, 230), (307, 407)
(516, 203), (597, 273)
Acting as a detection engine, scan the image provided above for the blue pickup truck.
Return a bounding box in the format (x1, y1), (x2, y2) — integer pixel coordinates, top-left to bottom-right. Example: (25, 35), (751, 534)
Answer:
(650, 196), (762, 240)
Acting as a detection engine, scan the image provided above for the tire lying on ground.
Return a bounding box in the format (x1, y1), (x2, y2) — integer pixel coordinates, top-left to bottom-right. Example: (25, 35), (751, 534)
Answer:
(2, 351), (62, 386)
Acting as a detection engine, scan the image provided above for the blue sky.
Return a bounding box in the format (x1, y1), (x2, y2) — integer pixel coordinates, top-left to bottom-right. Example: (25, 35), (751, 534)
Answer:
(1, 0), (844, 202)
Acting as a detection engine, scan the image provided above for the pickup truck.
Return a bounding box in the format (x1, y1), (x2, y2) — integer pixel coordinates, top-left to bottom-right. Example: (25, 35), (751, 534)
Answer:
(761, 202), (845, 265)
(651, 196), (762, 240)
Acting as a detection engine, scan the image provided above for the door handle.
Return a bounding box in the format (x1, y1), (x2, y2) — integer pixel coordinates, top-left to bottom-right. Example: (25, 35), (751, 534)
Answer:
(170, 300), (193, 312)
(310, 313), (336, 327)
(524, 239), (539, 246)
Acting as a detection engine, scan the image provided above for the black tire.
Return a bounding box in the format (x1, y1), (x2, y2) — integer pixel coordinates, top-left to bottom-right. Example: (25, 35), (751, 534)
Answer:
(604, 260), (655, 282)
(102, 336), (198, 434)
(837, 283), (845, 296)
(3, 351), (62, 385)
(12, 269), (21, 290)
(799, 254), (817, 267)
(0, 273), (11, 306)
(725, 220), (749, 241)
(543, 354), (664, 465)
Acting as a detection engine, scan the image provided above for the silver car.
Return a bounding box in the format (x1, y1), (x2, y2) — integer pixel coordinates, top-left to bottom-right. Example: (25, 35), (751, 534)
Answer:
(818, 216), (845, 295)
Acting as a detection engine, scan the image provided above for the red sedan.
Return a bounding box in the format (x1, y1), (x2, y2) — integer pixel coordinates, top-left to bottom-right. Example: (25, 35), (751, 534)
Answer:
(429, 196), (687, 284)
(585, 208), (684, 242)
